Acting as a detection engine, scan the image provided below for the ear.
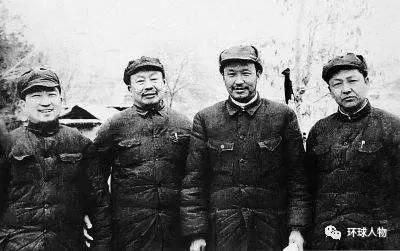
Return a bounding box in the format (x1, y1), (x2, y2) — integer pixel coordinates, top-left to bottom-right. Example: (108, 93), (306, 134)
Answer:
(17, 99), (26, 111)
(364, 76), (370, 86)
(256, 70), (262, 78)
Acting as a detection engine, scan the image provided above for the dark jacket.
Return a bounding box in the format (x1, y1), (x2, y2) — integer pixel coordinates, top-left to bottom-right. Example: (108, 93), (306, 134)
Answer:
(181, 97), (310, 251)
(93, 105), (191, 251)
(0, 121), (111, 250)
(306, 101), (400, 249)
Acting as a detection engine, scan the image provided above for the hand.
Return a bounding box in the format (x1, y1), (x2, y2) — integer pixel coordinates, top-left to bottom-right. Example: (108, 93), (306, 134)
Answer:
(288, 230), (304, 251)
(83, 215), (93, 247)
(190, 238), (206, 251)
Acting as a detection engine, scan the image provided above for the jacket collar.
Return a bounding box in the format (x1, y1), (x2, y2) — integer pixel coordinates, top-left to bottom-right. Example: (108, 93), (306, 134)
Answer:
(337, 99), (371, 122)
(27, 119), (60, 136)
(226, 93), (262, 117)
(135, 100), (166, 118)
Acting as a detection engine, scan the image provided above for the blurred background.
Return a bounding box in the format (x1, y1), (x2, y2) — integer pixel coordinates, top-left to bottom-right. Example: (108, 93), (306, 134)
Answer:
(0, 0), (399, 137)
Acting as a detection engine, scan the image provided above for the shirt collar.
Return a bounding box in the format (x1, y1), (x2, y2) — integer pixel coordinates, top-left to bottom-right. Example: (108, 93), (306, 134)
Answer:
(135, 100), (166, 118)
(337, 99), (371, 122)
(226, 93), (262, 116)
(27, 119), (60, 136)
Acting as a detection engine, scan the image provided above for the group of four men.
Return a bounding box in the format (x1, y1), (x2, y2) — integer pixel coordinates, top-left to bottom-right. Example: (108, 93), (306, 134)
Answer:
(0, 45), (399, 250)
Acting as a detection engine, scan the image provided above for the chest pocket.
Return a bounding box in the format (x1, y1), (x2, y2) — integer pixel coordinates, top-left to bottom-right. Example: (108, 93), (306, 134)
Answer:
(354, 139), (383, 168)
(10, 154), (37, 182)
(311, 142), (340, 173)
(207, 139), (234, 170)
(115, 138), (141, 166)
(167, 130), (190, 161)
(257, 135), (283, 171)
(59, 153), (83, 181)
(207, 140), (234, 153)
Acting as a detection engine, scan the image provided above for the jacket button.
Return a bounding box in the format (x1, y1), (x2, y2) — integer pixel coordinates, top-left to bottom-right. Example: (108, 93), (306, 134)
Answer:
(43, 204), (49, 209)
(220, 145), (225, 149)
(239, 159), (245, 164)
(343, 142), (348, 146)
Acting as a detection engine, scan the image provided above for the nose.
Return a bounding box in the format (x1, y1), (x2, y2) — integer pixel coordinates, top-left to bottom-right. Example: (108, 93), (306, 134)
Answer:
(234, 75), (245, 84)
(39, 95), (51, 106)
(341, 82), (352, 94)
(143, 79), (154, 90)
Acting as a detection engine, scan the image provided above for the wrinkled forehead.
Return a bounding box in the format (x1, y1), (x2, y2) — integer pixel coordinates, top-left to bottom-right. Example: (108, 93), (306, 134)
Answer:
(223, 60), (256, 71)
(329, 68), (365, 80)
(24, 86), (60, 96)
(130, 69), (164, 79)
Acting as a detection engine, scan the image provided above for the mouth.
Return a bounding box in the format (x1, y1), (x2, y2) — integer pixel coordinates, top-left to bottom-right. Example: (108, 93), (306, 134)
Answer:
(342, 96), (357, 102)
(142, 92), (157, 98)
(232, 87), (247, 93)
(38, 109), (54, 114)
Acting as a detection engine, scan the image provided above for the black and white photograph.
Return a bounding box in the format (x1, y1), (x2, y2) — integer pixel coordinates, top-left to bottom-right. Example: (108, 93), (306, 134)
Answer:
(0, 0), (399, 250)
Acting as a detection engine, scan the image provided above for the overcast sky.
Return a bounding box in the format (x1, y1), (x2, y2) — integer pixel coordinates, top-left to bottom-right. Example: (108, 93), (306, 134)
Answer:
(5, 0), (399, 75)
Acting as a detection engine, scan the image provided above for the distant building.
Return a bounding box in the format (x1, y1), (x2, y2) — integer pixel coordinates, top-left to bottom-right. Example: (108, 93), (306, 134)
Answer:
(60, 104), (128, 139)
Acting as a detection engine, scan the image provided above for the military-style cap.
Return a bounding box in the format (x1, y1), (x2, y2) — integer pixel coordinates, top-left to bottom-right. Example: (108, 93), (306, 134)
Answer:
(17, 67), (61, 99)
(322, 53), (368, 82)
(123, 56), (165, 85)
(219, 45), (263, 74)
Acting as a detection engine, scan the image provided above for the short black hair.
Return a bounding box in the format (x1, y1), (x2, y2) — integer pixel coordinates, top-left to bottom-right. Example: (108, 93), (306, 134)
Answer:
(21, 86), (61, 100)
(325, 65), (368, 83)
(220, 59), (262, 75)
(125, 66), (165, 86)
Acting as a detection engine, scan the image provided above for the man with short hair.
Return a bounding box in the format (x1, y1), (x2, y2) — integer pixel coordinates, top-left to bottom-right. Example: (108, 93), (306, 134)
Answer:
(93, 56), (191, 250)
(181, 45), (310, 251)
(0, 67), (111, 250)
(306, 53), (400, 249)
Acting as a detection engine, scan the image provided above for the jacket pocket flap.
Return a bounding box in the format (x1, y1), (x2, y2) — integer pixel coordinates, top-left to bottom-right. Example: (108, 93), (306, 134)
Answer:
(312, 144), (330, 155)
(11, 154), (33, 161)
(207, 140), (234, 152)
(118, 138), (141, 148)
(258, 136), (282, 151)
(357, 140), (383, 153)
(59, 153), (83, 163)
(169, 132), (190, 143)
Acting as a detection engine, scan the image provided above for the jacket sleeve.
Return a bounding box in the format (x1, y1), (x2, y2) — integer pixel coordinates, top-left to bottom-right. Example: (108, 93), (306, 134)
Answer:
(84, 120), (116, 250)
(83, 139), (112, 250)
(387, 122), (400, 248)
(0, 120), (10, 213)
(180, 112), (209, 241)
(284, 109), (312, 233)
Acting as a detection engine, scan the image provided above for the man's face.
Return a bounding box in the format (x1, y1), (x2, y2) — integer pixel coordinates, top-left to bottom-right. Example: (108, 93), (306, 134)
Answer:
(328, 69), (369, 111)
(22, 86), (62, 123)
(223, 61), (259, 103)
(129, 70), (165, 107)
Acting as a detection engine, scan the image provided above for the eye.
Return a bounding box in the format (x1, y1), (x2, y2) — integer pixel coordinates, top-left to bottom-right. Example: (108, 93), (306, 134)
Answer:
(135, 79), (145, 84)
(150, 78), (159, 81)
(331, 82), (342, 88)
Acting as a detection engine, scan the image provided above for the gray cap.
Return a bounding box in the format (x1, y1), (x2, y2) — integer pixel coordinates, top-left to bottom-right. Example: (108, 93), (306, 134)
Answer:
(322, 53), (368, 82)
(219, 45), (263, 74)
(123, 56), (165, 85)
(17, 67), (61, 98)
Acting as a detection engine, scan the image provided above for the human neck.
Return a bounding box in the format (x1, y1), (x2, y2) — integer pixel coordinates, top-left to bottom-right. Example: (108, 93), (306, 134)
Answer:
(339, 99), (368, 115)
(230, 93), (258, 107)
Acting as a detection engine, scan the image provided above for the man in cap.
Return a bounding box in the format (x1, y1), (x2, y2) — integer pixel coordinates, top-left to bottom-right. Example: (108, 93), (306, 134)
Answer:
(93, 56), (191, 250)
(0, 67), (111, 250)
(181, 45), (310, 251)
(306, 53), (400, 249)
